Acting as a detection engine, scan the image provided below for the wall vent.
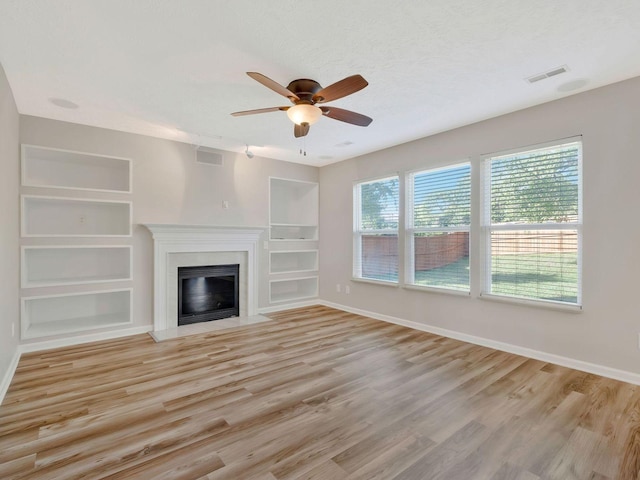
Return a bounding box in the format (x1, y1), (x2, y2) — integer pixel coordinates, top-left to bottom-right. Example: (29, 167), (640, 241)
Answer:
(526, 65), (569, 84)
(196, 147), (224, 166)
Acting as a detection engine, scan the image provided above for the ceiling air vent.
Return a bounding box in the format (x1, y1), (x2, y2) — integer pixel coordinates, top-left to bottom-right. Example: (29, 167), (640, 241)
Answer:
(526, 65), (569, 84)
(196, 146), (224, 166)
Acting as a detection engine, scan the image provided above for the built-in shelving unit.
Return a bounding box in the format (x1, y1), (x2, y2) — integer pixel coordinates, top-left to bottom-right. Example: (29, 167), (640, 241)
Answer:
(22, 144), (131, 193)
(268, 177), (319, 306)
(270, 277), (318, 304)
(22, 246), (132, 288)
(22, 195), (132, 237)
(270, 250), (318, 274)
(21, 289), (132, 339)
(20, 144), (133, 340)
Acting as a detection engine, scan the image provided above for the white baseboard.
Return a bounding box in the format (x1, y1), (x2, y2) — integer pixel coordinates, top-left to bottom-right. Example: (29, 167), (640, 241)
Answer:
(319, 300), (640, 386)
(258, 299), (320, 315)
(0, 348), (21, 406)
(18, 325), (153, 354)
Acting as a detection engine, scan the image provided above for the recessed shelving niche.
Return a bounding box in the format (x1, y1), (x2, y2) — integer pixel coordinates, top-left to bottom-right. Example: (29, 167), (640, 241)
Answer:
(22, 144), (132, 193)
(270, 276), (318, 304)
(21, 289), (133, 340)
(22, 195), (132, 237)
(270, 250), (318, 274)
(269, 178), (318, 241)
(270, 224), (318, 241)
(22, 246), (132, 288)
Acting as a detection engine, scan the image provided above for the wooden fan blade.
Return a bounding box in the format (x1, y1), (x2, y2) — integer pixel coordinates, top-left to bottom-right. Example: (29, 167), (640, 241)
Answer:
(312, 74), (368, 103)
(247, 72), (300, 101)
(294, 123), (310, 138)
(320, 106), (372, 126)
(231, 106), (289, 116)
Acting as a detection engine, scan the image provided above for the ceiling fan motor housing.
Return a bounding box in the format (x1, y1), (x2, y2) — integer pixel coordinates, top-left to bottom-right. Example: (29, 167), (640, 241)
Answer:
(286, 79), (323, 103)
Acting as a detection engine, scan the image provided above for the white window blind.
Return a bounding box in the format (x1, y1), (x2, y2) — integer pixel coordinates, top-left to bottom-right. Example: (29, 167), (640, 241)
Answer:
(407, 163), (471, 291)
(482, 139), (582, 305)
(353, 176), (399, 282)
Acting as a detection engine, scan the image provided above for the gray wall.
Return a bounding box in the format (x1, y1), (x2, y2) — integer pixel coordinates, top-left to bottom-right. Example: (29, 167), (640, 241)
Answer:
(19, 116), (318, 341)
(0, 63), (20, 388)
(319, 76), (640, 374)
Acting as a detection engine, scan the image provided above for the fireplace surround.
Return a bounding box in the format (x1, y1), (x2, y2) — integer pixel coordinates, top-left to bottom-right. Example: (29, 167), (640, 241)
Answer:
(144, 224), (264, 332)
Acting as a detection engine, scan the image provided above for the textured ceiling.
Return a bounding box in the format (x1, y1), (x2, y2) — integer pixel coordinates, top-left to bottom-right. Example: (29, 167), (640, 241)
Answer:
(1, 0), (639, 166)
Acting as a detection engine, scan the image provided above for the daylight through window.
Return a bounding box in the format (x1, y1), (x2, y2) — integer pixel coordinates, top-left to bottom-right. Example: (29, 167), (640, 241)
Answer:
(482, 139), (582, 305)
(407, 163), (471, 292)
(353, 176), (400, 283)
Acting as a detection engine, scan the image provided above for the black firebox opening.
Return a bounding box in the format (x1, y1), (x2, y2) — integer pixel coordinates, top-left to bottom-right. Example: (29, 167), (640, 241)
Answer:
(178, 264), (239, 326)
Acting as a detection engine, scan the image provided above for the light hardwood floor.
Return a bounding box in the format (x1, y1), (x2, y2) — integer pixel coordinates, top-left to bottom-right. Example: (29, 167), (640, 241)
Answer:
(1, 305), (639, 479)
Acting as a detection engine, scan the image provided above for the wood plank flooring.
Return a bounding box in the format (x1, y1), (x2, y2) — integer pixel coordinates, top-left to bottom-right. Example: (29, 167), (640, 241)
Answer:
(1, 305), (639, 479)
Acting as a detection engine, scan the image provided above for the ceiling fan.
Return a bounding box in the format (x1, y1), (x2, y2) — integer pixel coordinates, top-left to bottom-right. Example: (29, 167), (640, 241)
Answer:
(231, 72), (373, 138)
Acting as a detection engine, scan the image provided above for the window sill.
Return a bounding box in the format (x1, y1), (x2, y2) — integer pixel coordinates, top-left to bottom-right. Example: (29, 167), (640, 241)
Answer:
(403, 284), (471, 297)
(351, 277), (399, 288)
(479, 293), (582, 313)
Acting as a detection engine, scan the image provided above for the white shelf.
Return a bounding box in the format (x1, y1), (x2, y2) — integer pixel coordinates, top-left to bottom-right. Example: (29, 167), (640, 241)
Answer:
(270, 250), (318, 274)
(270, 276), (318, 303)
(22, 144), (132, 193)
(270, 224), (318, 241)
(22, 246), (132, 288)
(269, 177), (318, 226)
(21, 289), (132, 339)
(22, 195), (132, 237)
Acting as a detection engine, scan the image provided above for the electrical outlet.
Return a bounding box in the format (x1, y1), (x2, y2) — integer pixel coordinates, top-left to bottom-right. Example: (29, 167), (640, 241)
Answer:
(336, 284), (341, 293)
(345, 285), (350, 294)
(79, 215), (86, 224)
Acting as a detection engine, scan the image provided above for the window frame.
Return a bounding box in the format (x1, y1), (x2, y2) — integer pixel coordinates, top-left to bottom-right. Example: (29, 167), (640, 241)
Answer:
(353, 175), (400, 284)
(480, 137), (583, 309)
(405, 161), (472, 293)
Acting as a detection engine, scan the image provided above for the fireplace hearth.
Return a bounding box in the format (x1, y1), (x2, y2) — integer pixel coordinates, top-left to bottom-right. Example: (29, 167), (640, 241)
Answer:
(178, 264), (239, 325)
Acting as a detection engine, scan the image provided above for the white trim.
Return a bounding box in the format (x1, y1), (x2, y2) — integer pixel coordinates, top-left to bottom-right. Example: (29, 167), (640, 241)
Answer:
(0, 348), (21, 406)
(479, 135), (583, 160)
(317, 300), (640, 386)
(18, 325), (152, 354)
(479, 292), (582, 312)
(403, 283), (471, 296)
(268, 176), (318, 186)
(351, 277), (399, 287)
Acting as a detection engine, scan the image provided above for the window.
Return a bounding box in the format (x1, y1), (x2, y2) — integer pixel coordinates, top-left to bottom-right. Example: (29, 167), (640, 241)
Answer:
(353, 176), (399, 282)
(482, 139), (582, 306)
(407, 163), (471, 292)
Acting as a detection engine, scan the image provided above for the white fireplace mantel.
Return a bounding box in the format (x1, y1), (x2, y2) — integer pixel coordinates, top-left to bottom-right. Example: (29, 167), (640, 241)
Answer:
(143, 224), (265, 331)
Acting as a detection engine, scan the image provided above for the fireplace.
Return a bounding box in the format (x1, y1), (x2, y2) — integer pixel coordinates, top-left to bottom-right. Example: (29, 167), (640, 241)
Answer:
(178, 264), (239, 325)
(143, 224), (263, 332)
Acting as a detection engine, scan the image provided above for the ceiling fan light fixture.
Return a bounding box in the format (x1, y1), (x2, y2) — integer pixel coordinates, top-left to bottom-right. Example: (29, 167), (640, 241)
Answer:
(286, 104), (322, 126)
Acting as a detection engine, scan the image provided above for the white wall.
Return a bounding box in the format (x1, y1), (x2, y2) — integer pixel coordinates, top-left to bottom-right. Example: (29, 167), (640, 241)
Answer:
(319, 76), (640, 375)
(19, 116), (318, 342)
(0, 62), (20, 397)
